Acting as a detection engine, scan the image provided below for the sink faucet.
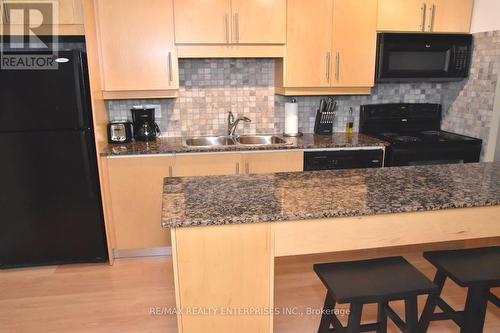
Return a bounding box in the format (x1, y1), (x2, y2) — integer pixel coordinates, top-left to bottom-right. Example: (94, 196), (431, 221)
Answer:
(227, 111), (251, 136)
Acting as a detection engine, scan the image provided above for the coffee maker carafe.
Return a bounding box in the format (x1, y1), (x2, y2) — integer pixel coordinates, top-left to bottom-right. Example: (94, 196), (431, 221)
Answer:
(131, 107), (161, 141)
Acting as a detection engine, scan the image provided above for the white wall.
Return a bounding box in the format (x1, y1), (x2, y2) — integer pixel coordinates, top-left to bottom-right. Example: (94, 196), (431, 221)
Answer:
(470, 0), (500, 33)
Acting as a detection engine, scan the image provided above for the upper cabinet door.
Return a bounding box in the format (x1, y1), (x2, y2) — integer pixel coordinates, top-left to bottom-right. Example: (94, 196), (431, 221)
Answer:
(332, 0), (377, 87)
(97, 0), (178, 91)
(377, 0), (427, 32)
(174, 0), (231, 44)
(58, 0), (83, 25)
(285, 0), (333, 88)
(231, 0), (286, 44)
(1, 0), (83, 25)
(427, 0), (473, 33)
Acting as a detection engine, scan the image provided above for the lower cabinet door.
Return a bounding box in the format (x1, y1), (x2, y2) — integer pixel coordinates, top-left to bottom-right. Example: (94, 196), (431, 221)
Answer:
(106, 156), (174, 251)
(244, 151), (304, 174)
(174, 153), (242, 176)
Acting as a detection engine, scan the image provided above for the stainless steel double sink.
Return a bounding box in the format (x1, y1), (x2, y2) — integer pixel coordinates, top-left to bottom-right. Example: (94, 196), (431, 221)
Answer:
(184, 135), (289, 147)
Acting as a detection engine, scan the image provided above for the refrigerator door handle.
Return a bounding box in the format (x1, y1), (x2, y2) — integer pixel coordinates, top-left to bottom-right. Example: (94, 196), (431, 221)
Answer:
(79, 132), (98, 198)
(71, 49), (92, 129)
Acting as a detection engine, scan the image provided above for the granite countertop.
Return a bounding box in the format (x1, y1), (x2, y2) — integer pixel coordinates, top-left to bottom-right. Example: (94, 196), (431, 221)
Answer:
(101, 133), (388, 156)
(161, 162), (500, 228)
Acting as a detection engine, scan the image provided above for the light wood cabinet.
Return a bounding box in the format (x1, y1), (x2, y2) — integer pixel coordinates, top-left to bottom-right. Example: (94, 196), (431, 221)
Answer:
(174, 153), (242, 177)
(174, 0), (285, 45)
(96, 0), (179, 99)
(231, 0), (286, 44)
(105, 151), (303, 253)
(430, 0), (473, 33)
(331, 0), (377, 87)
(1, 0), (83, 34)
(174, 0), (231, 44)
(282, 0), (333, 88)
(243, 151), (304, 174)
(377, 0), (427, 32)
(106, 156), (174, 250)
(277, 0), (376, 95)
(377, 0), (473, 33)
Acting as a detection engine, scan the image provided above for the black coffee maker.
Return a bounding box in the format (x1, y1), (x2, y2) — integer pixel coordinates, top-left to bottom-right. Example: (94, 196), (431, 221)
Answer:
(131, 107), (161, 141)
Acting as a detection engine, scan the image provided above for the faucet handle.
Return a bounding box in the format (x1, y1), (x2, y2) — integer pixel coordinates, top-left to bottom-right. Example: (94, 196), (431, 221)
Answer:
(228, 111), (235, 123)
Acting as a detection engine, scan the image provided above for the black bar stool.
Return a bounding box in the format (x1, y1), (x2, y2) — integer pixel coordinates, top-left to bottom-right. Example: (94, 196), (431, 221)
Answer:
(314, 256), (439, 333)
(419, 246), (500, 333)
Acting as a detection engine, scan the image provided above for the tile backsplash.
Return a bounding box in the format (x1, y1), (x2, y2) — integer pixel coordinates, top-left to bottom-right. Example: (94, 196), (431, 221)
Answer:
(108, 59), (278, 137)
(441, 30), (500, 159)
(107, 60), (444, 136)
(107, 30), (500, 160)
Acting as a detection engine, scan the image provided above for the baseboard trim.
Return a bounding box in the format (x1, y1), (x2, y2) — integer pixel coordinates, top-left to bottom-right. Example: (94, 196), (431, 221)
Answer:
(113, 247), (172, 259)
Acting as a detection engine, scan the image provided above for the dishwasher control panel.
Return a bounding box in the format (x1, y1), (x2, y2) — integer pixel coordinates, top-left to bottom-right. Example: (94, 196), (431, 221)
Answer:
(304, 148), (384, 171)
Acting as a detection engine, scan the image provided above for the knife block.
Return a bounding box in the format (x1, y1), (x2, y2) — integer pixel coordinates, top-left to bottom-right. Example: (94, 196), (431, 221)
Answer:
(314, 109), (335, 135)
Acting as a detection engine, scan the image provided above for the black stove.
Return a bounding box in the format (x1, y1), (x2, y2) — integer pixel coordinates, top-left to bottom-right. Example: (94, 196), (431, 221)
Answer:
(359, 103), (482, 166)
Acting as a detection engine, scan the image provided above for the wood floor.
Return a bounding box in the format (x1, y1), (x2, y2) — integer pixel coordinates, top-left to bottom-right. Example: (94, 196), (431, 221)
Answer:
(1, 243), (499, 333)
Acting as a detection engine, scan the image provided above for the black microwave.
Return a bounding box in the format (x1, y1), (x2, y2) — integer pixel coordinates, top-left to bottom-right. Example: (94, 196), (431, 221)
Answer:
(376, 33), (472, 82)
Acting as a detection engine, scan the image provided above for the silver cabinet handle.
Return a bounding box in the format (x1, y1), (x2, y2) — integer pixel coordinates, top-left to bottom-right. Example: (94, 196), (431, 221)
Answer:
(421, 3), (427, 31)
(429, 4), (436, 31)
(168, 52), (173, 82)
(168, 165), (173, 177)
(225, 13), (230, 44)
(236, 162), (240, 174)
(335, 52), (340, 81)
(234, 13), (239, 43)
(3, 0), (10, 24)
(325, 52), (331, 81)
(245, 162), (249, 174)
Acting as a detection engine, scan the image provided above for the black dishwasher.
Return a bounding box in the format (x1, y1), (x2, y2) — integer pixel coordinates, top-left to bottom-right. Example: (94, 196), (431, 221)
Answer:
(304, 149), (384, 171)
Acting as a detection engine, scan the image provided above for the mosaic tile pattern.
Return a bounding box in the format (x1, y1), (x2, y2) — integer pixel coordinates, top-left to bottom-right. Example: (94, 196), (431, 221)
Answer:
(441, 30), (500, 160)
(161, 162), (500, 227)
(278, 82), (444, 133)
(108, 59), (277, 137)
(107, 60), (445, 137)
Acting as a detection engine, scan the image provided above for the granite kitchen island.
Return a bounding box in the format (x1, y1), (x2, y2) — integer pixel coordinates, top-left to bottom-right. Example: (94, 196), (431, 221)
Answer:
(162, 163), (500, 333)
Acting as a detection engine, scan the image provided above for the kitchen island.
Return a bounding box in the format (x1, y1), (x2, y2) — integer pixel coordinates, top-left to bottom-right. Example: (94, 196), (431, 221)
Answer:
(162, 163), (500, 333)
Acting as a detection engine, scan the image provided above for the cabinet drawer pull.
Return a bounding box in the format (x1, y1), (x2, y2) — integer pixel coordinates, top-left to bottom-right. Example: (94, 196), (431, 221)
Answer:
(335, 52), (340, 81)
(225, 13), (230, 44)
(421, 3), (427, 31)
(236, 162), (240, 174)
(234, 13), (239, 43)
(429, 4), (436, 31)
(245, 162), (249, 174)
(168, 165), (173, 177)
(168, 52), (173, 82)
(325, 52), (331, 81)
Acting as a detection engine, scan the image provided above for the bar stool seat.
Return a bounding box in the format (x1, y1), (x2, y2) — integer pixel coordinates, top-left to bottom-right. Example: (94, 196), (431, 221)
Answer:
(424, 246), (500, 287)
(314, 256), (438, 333)
(420, 246), (500, 333)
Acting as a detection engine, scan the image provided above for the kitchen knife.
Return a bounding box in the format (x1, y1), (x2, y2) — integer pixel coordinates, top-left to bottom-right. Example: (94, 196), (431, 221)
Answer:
(319, 98), (327, 114)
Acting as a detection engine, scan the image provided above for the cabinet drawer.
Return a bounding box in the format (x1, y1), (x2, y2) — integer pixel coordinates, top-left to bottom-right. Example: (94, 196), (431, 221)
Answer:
(174, 154), (242, 177)
(244, 151), (304, 174)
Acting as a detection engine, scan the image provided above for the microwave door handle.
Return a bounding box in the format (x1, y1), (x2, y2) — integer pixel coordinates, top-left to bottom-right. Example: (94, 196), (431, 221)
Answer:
(421, 3), (426, 32)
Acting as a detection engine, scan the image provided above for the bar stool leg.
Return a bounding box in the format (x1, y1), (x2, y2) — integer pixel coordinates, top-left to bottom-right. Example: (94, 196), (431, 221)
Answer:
(318, 291), (336, 333)
(377, 302), (388, 333)
(460, 287), (489, 333)
(346, 302), (363, 333)
(419, 270), (447, 331)
(405, 297), (419, 333)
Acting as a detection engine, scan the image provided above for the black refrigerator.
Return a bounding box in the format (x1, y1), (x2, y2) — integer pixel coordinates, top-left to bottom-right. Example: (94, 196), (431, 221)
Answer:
(0, 48), (108, 268)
